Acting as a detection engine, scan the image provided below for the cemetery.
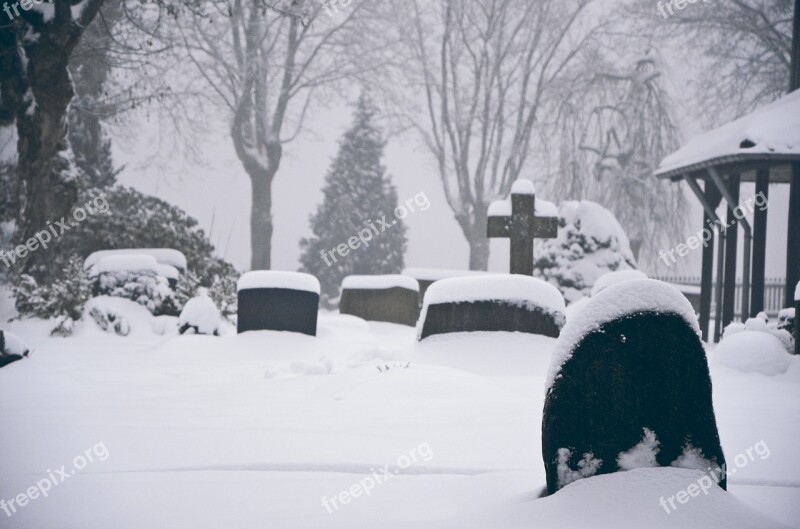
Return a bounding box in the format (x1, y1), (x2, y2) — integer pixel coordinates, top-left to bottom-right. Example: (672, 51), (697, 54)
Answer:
(0, 1), (799, 528)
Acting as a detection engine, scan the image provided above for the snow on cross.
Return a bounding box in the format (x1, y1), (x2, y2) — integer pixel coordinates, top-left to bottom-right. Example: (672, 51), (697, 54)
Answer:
(487, 179), (558, 276)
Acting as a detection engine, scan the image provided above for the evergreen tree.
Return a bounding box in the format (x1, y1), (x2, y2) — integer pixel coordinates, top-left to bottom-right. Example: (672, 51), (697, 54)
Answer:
(299, 95), (407, 308)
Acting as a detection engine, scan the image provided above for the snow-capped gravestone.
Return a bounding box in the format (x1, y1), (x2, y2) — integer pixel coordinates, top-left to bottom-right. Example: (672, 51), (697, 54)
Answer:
(237, 271), (320, 336)
(487, 179), (558, 276)
(178, 289), (222, 336)
(0, 331), (30, 369)
(542, 279), (726, 495)
(417, 275), (565, 340)
(339, 275), (419, 326)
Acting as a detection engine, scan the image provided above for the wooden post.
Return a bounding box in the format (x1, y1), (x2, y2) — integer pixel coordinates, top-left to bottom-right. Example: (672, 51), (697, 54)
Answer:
(700, 181), (721, 341)
(787, 0), (800, 307)
(751, 170), (769, 316)
(722, 174), (740, 327)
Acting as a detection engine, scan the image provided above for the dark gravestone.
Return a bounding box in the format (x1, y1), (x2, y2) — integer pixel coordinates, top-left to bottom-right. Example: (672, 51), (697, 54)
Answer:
(0, 331), (29, 369)
(417, 276), (565, 340)
(237, 272), (320, 336)
(339, 276), (420, 326)
(542, 280), (726, 495)
(487, 179), (558, 276)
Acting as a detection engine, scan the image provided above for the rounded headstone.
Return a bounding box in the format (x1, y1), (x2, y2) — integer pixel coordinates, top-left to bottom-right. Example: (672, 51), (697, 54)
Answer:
(417, 275), (566, 340)
(237, 271), (320, 336)
(339, 275), (420, 326)
(542, 279), (726, 495)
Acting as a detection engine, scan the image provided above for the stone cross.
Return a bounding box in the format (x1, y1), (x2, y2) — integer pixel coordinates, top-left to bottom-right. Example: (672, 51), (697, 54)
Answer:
(487, 179), (558, 276)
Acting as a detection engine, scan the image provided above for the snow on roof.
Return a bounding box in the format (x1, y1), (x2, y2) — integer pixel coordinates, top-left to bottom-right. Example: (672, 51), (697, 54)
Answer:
(656, 89), (800, 179)
(402, 268), (489, 281)
(92, 255), (161, 275)
(237, 271), (320, 294)
(591, 270), (648, 297)
(341, 275), (419, 292)
(422, 274), (565, 314)
(487, 197), (558, 218)
(546, 279), (700, 392)
(511, 178), (536, 194)
(85, 249), (187, 270)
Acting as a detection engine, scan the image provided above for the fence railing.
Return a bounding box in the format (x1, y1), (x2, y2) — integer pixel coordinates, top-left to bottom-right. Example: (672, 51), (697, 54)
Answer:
(652, 276), (787, 319)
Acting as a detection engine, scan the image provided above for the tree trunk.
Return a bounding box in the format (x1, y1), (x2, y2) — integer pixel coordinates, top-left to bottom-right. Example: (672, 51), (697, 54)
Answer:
(249, 170), (274, 270)
(16, 48), (79, 279)
(462, 205), (490, 271)
(468, 236), (490, 271)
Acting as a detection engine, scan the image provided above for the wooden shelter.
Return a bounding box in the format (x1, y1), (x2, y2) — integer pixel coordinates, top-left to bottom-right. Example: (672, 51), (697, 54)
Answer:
(655, 2), (800, 341)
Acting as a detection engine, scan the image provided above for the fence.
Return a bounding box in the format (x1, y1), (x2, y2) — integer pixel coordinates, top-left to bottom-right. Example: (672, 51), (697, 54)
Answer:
(652, 276), (787, 319)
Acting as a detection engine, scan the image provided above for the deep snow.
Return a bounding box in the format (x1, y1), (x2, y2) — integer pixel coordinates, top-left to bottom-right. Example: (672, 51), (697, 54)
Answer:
(0, 303), (798, 528)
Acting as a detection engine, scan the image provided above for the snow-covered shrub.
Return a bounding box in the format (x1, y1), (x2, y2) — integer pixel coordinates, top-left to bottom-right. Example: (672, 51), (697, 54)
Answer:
(89, 255), (177, 316)
(209, 272), (238, 323)
(40, 186), (236, 287)
(178, 289), (222, 336)
(776, 308), (795, 338)
(13, 256), (91, 335)
(535, 200), (638, 304)
(723, 317), (794, 355)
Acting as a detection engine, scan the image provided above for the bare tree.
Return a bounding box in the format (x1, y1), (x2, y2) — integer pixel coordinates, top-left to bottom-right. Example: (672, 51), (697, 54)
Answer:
(176, 0), (371, 269)
(635, 0), (794, 122)
(551, 50), (689, 266)
(392, 0), (603, 270)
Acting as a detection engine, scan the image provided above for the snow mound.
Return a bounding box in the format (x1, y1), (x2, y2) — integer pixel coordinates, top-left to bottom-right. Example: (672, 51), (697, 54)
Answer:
(85, 248), (187, 271)
(723, 318), (794, 354)
(795, 281), (800, 301)
(712, 331), (793, 376)
(341, 275), (419, 292)
(546, 279), (699, 392)
(90, 254), (161, 276)
(237, 271), (320, 294)
(1, 331), (30, 357)
(155, 264), (180, 280)
(83, 297), (162, 337)
(591, 270), (648, 297)
(178, 290), (222, 336)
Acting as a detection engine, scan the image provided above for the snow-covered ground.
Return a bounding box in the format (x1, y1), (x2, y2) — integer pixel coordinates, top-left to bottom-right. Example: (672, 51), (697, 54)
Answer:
(1, 307), (799, 528)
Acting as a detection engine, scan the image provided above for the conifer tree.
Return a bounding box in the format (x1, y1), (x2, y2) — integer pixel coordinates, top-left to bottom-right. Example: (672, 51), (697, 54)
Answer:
(299, 95), (407, 307)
